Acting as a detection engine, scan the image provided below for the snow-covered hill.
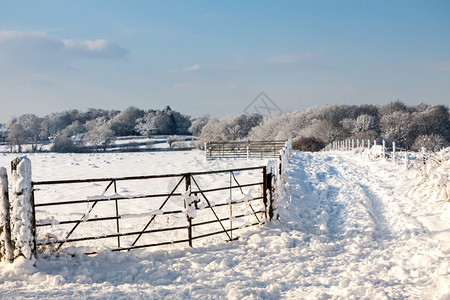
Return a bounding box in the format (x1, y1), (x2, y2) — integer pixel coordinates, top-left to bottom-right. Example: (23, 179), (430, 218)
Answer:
(0, 150), (448, 299)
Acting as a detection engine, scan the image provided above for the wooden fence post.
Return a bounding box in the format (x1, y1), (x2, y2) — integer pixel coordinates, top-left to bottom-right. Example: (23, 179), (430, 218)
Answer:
(392, 142), (396, 164)
(404, 147), (409, 169)
(10, 157), (36, 262)
(0, 167), (14, 263)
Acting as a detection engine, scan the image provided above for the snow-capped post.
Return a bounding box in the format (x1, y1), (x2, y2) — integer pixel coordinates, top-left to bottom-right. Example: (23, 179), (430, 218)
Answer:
(352, 139), (354, 150)
(10, 157), (36, 263)
(382, 140), (386, 159)
(404, 147), (409, 170)
(392, 142), (396, 164)
(0, 167), (14, 263)
(421, 147), (427, 169)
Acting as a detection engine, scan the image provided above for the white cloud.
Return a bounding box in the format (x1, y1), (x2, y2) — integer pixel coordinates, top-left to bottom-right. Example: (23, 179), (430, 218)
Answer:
(62, 39), (128, 59)
(0, 30), (128, 71)
(183, 64), (201, 72)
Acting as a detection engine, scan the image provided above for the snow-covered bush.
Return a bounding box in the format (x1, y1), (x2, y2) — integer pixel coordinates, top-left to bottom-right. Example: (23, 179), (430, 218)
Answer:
(51, 135), (82, 153)
(404, 148), (449, 202)
(292, 136), (325, 152)
(412, 134), (448, 152)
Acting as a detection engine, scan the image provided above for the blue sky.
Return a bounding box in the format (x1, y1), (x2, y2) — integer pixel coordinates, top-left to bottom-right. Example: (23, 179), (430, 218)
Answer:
(0, 0), (449, 122)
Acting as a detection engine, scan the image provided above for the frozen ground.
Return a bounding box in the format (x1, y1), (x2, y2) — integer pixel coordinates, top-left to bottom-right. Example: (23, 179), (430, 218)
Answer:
(0, 150), (449, 299)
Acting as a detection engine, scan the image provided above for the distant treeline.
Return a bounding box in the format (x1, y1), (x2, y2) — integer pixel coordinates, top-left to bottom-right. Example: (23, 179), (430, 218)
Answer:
(198, 101), (449, 152)
(2, 101), (449, 153)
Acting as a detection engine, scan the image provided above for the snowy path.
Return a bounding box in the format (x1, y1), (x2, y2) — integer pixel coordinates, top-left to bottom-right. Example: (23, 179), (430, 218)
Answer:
(0, 151), (448, 299)
(280, 151), (449, 299)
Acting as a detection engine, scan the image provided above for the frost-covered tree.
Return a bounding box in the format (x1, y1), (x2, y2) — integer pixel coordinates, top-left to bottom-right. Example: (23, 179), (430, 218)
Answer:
(7, 114), (44, 152)
(44, 110), (80, 137)
(6, 122), (27, 152)
(135, 106), (191, 136)
(300, 119), (347, 144)
(413, 105), (450, 141)
(189, 115), (210, 136)
(61, 120), (86, 138)
(228, 114), (263, 140)
(379, 100), (409, 116)
(249, 113), (292, 141)
(199, 114), (263, 144)
(380, 111), (415, 147)
(84, 125), (115, 152)
(135, 110), (158, 136)
(108, 106), (144, 136)
(199, 119), (224, 143)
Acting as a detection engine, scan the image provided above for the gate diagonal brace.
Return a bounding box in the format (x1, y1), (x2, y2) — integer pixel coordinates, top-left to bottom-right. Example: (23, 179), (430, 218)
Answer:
(230, 171), (261, 224)
(191, 176), (232, 241)
(56, 179), (117, 251)
(129, 175), (185, 250)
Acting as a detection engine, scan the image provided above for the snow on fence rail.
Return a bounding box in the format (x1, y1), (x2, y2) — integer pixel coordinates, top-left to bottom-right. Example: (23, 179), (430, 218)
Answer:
(0, 162), (277, 261)
(205, 140), (287, 159)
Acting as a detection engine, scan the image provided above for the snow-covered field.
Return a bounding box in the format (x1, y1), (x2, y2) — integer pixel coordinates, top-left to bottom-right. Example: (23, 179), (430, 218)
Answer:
(0, 150), (449, 299)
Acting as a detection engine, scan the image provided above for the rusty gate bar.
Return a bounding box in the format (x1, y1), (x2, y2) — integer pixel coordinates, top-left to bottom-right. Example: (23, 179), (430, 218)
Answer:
(37, 225), (189, 246)
(31, 166), (272, 255)
(32, 166), (266, 186)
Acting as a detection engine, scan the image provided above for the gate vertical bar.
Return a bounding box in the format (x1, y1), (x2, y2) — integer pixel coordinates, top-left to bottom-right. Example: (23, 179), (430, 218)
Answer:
(262, 166), (268, 220)
(266, 172), (274, 220)
(229, 172), (232, 240)
(113, 180), (120, 248)
(185, 174), (193, 247)
(30, 187), (37, 259)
